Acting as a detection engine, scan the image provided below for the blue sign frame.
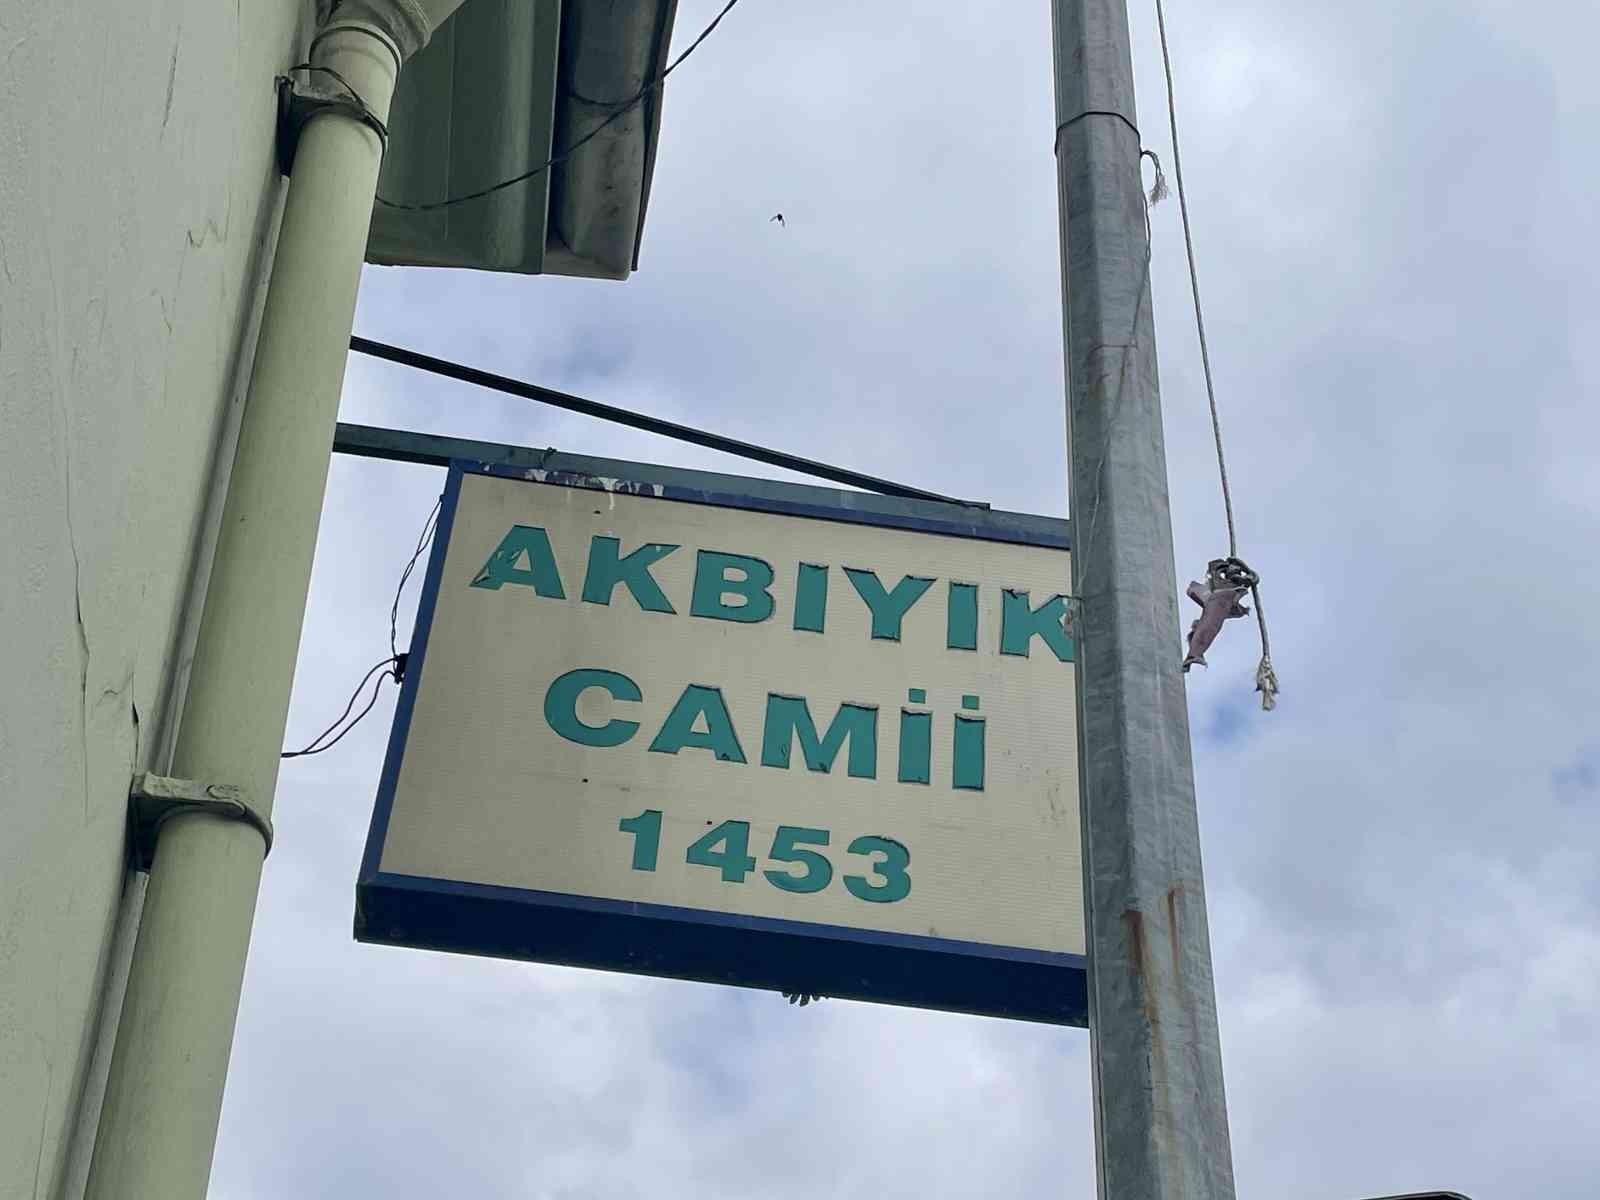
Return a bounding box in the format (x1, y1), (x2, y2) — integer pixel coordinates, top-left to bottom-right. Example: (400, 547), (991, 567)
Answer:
(356, 452), (1087, 1025)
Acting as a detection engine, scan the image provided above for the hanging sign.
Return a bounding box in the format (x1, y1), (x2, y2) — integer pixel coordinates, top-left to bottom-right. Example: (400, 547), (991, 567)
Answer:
(357, 455), (1085, 1023)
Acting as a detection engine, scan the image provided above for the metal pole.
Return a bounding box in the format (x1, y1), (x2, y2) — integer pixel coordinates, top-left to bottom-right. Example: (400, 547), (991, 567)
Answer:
(346, 336), (984, 506)
(1050, 2), (1238, 1198)
(82, 7), (460, 1193)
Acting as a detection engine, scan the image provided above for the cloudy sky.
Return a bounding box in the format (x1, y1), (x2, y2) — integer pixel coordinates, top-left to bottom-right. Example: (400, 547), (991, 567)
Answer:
(208, 0), (1600, 1196)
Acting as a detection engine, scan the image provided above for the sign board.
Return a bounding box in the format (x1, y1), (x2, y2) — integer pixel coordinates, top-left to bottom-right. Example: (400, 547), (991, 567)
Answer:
(357, 455), (1086, 1024)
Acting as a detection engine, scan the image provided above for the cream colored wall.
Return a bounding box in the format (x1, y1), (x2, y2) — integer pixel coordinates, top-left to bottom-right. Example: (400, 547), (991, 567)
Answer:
(0, 2), (321, 1194)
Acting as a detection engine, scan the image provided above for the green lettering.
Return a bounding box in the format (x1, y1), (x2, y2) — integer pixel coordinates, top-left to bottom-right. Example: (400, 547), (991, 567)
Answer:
(794, 563), (829, 633)
(470, 525), (566, 597)
(764, 826), (832, 893)
(618, 810), (662, 871)
(897, 701), (931, 785)
(582, 536), (678, 612)
(844, 836), (912, 903)
(649, 684), (747, 762)
(946, 582), (979, 650)
(761, 694), (877, 779)
(690, 550), (775, 623)
(844, 569), (935, 641)
(686, 820), (757, 882)
(953, 710), (986, 791)
(1000, 589), (1075, 661)
(544, 668), (641, 747)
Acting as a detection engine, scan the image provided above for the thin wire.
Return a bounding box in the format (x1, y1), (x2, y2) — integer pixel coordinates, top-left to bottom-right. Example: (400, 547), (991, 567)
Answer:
(392, 497), (442, 659)
(375, 0), (743, 212)
(1152, 0), (1277, 705)
(281, 657), (398, 759)
(286, 665), (398, 759)
(283, 496), (441, 760)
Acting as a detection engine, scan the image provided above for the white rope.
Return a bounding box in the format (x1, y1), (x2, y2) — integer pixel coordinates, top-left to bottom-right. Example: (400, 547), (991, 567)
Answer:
(1152, 0), (1278, 711)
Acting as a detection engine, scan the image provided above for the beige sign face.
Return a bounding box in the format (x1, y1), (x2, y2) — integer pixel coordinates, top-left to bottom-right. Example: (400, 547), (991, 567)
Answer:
(374, 466), (1083, 962)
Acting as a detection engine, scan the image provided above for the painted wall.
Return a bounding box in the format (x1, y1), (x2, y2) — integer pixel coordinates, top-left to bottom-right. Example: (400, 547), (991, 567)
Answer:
(0, 2), (321, 1195)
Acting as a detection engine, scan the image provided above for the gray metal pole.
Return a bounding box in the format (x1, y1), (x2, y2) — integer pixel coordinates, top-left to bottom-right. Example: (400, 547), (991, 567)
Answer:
(1049, 3), (1238, 1198)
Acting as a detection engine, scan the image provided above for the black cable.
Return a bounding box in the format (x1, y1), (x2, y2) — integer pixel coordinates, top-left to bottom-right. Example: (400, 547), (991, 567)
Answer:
(282, 663), (398, 759)
(281, 657), (399, 759)
(282, 497), (441, 760)
(1054, 108), (1141, 146)
(391, 497), (442, 659)
(374, 0), (743, 212)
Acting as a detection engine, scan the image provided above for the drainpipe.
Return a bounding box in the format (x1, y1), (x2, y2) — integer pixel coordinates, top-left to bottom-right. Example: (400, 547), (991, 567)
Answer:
(85, 3), (465, 1197)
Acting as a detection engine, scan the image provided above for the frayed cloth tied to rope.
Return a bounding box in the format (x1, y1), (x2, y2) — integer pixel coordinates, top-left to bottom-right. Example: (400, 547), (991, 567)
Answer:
(1182, 557), (1279, 711)
(1181, 558), (1253, 671)
(1142, 147), (1171, 206)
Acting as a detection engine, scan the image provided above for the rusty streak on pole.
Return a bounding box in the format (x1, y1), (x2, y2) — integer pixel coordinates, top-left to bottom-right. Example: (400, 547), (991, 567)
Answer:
(1050, 1), (1238, 1197)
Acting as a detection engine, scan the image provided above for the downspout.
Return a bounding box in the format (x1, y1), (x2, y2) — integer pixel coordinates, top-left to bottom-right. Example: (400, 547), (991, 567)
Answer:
(84, 3), (465, 1197)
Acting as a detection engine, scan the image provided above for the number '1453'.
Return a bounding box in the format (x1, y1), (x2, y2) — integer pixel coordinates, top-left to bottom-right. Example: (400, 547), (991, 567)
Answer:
(617, 811), (911, 904)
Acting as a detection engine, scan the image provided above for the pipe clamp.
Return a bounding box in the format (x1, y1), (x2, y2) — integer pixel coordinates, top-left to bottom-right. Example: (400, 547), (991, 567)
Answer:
(128, 772), (274, 870)
(276, 75), (389, 177)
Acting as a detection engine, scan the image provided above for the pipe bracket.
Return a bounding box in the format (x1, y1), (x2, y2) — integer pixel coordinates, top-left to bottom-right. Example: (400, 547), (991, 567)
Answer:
(275, 75), (389, 177)
(128, 772), (275, 870)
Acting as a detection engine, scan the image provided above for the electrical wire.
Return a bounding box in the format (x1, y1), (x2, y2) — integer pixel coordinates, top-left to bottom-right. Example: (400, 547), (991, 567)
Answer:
(391, 497), (441, 659)
(281, 497), (441, 760)
(374, 0), (743, 212)
(280, 657), (399, 759)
